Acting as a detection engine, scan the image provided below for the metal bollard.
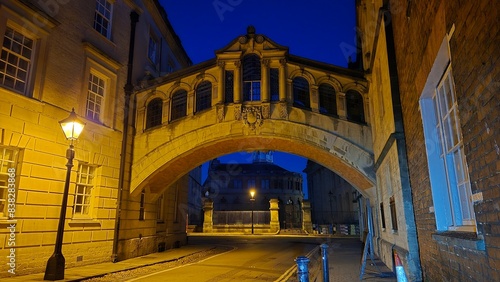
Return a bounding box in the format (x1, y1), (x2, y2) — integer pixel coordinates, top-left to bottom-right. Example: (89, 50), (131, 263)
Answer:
(295, 256), (310, 282)
(321, 243), (329, 282)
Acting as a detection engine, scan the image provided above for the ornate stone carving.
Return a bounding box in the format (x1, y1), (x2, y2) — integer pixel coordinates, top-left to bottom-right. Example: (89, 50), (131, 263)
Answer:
(234, 104), (242, 120)
(255, 35), (264, 43)
(279, 58), (287, 66)
(234, 61), (241, 68)
(242, 106), (263, 130)
(216, 104), (225, 123)
(262, 59), (270, 67)
(238, 36), (248, 44)
(261, 103), (270, 119)
(217, 61), (225, 68)
(278, 102), (288, 119)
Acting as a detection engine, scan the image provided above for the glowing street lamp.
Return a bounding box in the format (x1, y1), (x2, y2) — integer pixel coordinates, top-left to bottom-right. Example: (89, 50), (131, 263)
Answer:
(250, 189), (256, 234)
(44, 109), (85, 281)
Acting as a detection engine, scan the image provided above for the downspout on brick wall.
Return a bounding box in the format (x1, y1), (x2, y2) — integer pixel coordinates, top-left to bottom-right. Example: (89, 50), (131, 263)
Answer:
(112, 10), (139, 263)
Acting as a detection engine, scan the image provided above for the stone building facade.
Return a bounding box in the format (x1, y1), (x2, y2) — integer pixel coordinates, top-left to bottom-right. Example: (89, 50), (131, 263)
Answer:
(0, 0), (190, 277)
(304, 160), (359, 232)
(357, 0), (499, 280)
(203, 152), (303, 229)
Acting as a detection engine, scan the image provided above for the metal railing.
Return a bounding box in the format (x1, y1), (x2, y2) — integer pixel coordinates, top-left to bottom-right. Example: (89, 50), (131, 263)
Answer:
(213, 211), (270, 225)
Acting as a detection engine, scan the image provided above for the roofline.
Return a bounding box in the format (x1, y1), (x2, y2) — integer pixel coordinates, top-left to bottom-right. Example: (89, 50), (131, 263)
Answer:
(288, 54), (366, 79)
(137, 58), (216, 92)
(153, 0), (192, 66)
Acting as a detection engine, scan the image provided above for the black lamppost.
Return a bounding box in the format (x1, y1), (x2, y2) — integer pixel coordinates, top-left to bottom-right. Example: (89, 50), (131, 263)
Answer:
(250, 190), (255, 234)
(44, 109), (85, 281)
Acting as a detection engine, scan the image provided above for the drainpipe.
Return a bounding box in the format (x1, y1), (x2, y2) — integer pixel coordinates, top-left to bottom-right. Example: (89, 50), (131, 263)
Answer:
(112, 10), (139, 263)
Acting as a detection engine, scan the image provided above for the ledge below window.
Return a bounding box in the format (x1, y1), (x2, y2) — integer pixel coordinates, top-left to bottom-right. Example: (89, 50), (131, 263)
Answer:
(432, 231), (485, 251)
(68, 219), (101, 227)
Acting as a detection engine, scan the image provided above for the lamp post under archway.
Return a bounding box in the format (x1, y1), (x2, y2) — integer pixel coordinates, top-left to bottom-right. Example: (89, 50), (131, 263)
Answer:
(44, 109), (85, 281)
(250, 190), (255, 234)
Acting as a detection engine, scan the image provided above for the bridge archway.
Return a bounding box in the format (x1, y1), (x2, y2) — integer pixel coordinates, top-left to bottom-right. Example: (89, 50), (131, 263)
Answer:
(131, 107), (375, 199)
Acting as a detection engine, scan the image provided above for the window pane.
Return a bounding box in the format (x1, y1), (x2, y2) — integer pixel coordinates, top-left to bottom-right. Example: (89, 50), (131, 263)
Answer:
(86, 73), (105, 121)
(0, 27), (34, 95)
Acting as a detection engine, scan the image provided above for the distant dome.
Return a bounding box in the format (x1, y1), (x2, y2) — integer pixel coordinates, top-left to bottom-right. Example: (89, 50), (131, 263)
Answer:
(252, 150), (273, 163)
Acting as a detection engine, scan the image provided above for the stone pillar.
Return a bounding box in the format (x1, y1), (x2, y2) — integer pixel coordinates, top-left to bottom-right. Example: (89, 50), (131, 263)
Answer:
(337, 92), (347, 120)
(302, 200), (313, 234)
(279, 59), (286, 102)
(269, 199), (280, 233)
(261, 59), (270, 102)
(234, 61), (242, 103)
(310, 85), (319, 113)
(203, 198), (213, 233)
(217, 61), (225, 104)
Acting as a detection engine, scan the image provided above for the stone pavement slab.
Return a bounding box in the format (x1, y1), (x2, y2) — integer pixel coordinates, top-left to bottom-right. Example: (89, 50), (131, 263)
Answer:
(2, 245), (215, 282)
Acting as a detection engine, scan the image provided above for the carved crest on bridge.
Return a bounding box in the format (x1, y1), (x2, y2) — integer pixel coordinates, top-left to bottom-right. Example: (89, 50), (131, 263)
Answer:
(241, 106), (263, 130)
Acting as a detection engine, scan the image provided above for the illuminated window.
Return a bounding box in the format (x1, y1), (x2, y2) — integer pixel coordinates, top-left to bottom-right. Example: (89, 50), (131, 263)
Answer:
(94, 0), (113, 39)
(242, 54), (261, 101)
(86, 72), (106, 121)
(195, 81), (212, 113)
(0, 147), (18, 218)
(146, 98), (162, 129)
(74, 164), (95, 217)
(319, 83), (337, 116)
(171, 90), (187, 121)
(293, 77), (310, 109)
(0, 27), (34, 95)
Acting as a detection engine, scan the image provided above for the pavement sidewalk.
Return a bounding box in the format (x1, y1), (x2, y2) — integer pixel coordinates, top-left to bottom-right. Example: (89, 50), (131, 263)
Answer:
(2, 245), (215, 282)
(3, 236), (398, 282)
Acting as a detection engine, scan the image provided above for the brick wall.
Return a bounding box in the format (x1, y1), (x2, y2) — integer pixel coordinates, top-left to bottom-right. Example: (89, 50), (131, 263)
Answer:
(389, 0), (499, 280)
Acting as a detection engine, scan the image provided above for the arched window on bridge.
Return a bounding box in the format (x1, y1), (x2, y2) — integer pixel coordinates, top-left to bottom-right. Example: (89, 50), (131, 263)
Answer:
(195, 81), (212, 113)
(171, 89), (187, 121)
(242, 54), (261, 101)
(319, 83), (337, 116)
(293, 77), (310, 109)
(346, 90), (365, 123)
(145, 98), (162, 129)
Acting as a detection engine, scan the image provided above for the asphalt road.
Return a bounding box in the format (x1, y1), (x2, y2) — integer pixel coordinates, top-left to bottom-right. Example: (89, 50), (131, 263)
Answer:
(125, 235), (326, 282)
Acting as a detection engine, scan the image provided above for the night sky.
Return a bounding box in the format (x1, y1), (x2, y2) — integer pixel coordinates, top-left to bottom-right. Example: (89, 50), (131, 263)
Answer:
(159, 1), (358, 195)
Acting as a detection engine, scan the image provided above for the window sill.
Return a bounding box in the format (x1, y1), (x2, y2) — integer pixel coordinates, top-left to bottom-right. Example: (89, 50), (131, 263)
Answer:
(0, 219), (17, 226)
(68, 219), (101, 227)
(432, 231), (485, 251)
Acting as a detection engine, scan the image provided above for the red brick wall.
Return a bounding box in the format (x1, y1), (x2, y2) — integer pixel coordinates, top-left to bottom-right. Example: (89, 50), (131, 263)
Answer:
(389, 0), (499, 280)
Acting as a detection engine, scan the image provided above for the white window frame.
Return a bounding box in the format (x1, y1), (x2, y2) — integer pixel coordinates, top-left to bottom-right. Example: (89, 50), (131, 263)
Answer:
(93, 0), (113, 39)
(0, 26), (35, 95)
(73, 164), (95, 218)
(0, 4), (53, 100)
(81, 44), (119, 127)
(419, 36), (476, 232)
(0, 147), (18, 219)
(86, 71), (106, 122)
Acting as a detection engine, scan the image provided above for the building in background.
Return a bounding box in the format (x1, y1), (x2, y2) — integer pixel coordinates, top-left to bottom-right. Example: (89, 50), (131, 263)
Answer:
(304, 160), (359, 235)
(0, 0), (190, 276)
(203, 151), (304, 229)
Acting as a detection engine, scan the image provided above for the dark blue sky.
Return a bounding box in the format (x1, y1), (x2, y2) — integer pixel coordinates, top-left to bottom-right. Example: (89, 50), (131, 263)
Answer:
(161, 0), (357, 66)
(159, 1), (358, 196)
